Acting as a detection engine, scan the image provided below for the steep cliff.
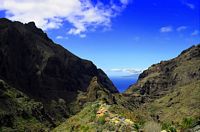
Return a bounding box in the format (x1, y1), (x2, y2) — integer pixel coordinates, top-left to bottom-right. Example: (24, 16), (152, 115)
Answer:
(0, 18), (118, 131)
(126, 44), (200, 98)
(124, 44), (200, 127)
(0, 18), (117, 101)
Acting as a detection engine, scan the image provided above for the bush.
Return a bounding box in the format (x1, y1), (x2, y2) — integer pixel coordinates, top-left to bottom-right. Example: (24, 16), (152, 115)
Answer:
(168, 126), (177, 132)
(162, 122), (171, 130)
(97, 116), (106, 125)
(80, 125), (89, 132)
(133, 123), (141, 132)
(181, 117), (195, 129)
(143, 121), (161, 132)
(162, 122), (177, 132)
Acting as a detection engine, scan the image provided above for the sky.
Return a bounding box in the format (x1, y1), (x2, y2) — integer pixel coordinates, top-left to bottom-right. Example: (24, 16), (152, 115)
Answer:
(0, 0), (199, 77)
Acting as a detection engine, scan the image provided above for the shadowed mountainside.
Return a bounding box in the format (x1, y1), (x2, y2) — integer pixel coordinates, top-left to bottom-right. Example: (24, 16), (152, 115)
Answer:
(0, 18), (118, 131)
(0, 18), (118, 101)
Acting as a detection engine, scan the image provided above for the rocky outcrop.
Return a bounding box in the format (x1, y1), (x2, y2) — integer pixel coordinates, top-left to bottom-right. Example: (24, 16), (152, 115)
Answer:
(121, 44), (200, 129)
(125, 44), (200, 99)
(86, 76), (116, 104)
(73, 76), (117, 114)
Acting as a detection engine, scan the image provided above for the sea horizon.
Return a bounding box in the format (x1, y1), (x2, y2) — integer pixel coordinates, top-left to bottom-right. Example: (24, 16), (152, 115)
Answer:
(109, 76), (138, 93)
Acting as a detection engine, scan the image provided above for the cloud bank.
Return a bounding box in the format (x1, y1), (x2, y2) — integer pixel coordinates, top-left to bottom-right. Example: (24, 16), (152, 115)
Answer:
(0, 0), (129, 36)
(106, 68), (143, 77)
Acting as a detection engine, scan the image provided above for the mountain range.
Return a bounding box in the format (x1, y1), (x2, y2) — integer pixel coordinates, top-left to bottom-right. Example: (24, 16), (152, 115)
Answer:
(0, 18), (199, 132)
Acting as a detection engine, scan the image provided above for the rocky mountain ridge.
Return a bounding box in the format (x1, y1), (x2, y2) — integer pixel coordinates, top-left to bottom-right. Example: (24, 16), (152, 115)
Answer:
(0, 18), (118, 131)
(125, 44), (200, 98)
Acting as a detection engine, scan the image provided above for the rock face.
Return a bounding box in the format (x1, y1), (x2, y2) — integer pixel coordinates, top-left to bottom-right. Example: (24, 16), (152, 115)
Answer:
(86, 76), (116, 104)
(125, 44), (200, 99)
(123, 44), (200, 128)
(0, 18), (118, 130)
(0, 18), (118, 102)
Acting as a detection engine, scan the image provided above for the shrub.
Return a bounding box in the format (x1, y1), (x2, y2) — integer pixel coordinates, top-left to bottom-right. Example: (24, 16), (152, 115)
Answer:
(80, 125), (89, 132)
(98, 116), (106, 125)
(168, 126), (177, 132)
(143, 121), (161, 132)
(162, 122), (171, 130)
(162, 122), (177, 132)
(133, 123), (141, 132)
(181, 117), (195, 129)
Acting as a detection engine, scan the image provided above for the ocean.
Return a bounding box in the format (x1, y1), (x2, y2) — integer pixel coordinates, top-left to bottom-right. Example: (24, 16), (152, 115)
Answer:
(109, 77), (137, 93)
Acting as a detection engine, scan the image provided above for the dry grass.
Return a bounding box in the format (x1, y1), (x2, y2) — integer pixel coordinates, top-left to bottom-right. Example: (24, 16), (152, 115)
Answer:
(143, 121), (162, 132)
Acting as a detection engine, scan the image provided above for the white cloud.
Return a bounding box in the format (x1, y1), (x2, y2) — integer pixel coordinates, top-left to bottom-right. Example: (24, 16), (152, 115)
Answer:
(180, 0), (195, 10)
(184, 3), (195, 9)
(191, 30), (199, 36)
(0, 0), (129, 37)
(108, 68), (143, 75)
(80, 34), (86, 38)
(160, 26), (173, 33)
(176, 26), (187, 32)
(120, 0), (129, 5)
(56, 36), (68, 40)
(56, 36), (63, 39)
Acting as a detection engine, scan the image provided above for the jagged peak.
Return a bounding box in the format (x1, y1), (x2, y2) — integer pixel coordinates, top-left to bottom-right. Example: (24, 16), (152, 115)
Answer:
(26, 21), (37, 29)
(0, 18), (52, 43)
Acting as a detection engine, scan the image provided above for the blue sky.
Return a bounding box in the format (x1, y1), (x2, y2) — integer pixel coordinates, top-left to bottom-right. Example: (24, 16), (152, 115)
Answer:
(0, 0), (199, 76)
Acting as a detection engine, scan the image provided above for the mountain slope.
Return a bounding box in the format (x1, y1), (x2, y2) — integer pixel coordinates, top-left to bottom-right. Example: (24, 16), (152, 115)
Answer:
(0, 18), (118, 131)
(0, 80), (51, 131)
(124, 44), (200, 129)
(126, 44), (200, 98)
(53, 45), (200, 131)
(0, 18), (117, 101)
(0, 18), (199, 131)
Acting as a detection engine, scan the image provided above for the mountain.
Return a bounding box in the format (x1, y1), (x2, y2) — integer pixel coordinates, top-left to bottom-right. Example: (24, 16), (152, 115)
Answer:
(0, 18), (199, 132)
(124, 44), (200, 128)
(125, 44), (200, 98)
(0, 18), (118, 131)
(54, 45), (200, 132)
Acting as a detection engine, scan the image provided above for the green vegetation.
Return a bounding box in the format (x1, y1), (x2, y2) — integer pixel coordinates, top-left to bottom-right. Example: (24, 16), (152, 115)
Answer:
(109, 104), (136, 121)
(124, 45), (200, 131)
(80, 125), (90, 132)
(0, 19), (199, 132)
(53, 101), (137, 131)
(133, 123), (142, 132)
(162, 122), (177, 132)
(0, 80), (49, 131)
(97, 115), (106, 125)
(145, 80), (200, 123)
(53, 102), (100, 132)
(181, 117), (197, 129)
